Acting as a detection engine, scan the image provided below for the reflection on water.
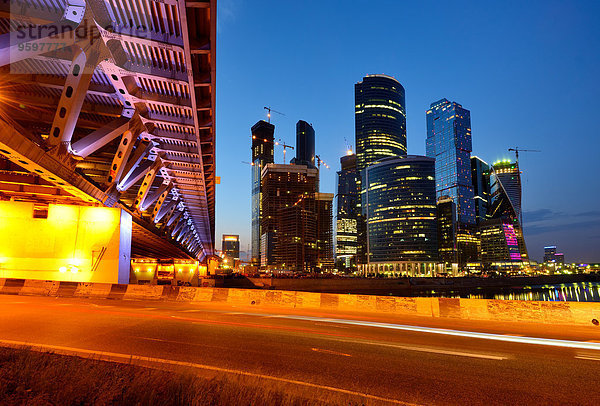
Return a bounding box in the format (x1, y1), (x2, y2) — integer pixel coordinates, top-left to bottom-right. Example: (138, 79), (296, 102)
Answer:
(418, 282), (600, 302)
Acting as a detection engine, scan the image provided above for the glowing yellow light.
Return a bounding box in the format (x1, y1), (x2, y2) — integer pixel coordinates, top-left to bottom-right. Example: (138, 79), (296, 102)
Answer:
(70, 266), (79, 274)
(59, 266), (67, 273)
(147, 267), (153, 272)
(347, 149), (353, 155)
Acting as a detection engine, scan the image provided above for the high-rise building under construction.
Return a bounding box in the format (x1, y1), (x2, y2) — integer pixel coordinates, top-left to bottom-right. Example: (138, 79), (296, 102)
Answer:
(260, 164), (333, 271)
(250, 120), (275, 265)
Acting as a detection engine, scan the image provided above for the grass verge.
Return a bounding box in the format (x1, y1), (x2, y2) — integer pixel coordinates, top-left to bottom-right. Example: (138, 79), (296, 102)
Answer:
(0, 346), (380, 406)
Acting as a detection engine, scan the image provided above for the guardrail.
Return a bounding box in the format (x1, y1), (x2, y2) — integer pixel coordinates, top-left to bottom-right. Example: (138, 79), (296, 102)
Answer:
(1, 278), (598, 326)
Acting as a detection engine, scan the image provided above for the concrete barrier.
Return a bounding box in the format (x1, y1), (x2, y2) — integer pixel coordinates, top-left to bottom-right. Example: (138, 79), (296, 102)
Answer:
(74, 282), (113, 299)
(1, 279), (599, 327)
(123, 285), (164, 301)
(19, 280), (60, 296)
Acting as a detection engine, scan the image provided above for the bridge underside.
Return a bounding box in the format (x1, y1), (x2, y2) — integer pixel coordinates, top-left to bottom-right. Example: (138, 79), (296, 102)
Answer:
(0, 0), (216, 260)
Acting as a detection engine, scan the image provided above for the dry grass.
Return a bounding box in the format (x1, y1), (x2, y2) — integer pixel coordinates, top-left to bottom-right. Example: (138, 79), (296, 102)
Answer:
(0, 347), (372, 406)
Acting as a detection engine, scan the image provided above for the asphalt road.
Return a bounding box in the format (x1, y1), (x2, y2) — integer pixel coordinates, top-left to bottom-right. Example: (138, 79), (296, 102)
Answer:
(1, 295), (599, 405)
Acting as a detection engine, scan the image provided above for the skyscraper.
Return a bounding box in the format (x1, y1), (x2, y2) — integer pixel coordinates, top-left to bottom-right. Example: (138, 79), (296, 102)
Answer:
(360, 156), (438, 276)
(221, 235), (240, 267)
(437, 196), (479, 274)
(251, 120), (275, 265)
(259, 163), (332, 271)
(479, 218), (523, 267)
(471, 156), (491, 225)
(437, 197), (457, 265)
(291, 120), (316, 168)
(355, 74), (407, 172)
(426, 99), (475, 225)
(544, 246), (557, 263)
(487, 159), (528, 262)
(335, 153), (359, 269)
(315, 193), (335, 269)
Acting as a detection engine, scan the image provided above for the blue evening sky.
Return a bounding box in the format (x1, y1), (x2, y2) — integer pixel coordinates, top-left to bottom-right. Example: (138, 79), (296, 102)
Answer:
(214, 0), (600, 263)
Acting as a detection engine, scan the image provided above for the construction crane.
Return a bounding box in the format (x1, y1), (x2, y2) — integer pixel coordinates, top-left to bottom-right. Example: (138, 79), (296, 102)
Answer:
(315, 155), (330, 170)
(264, 106), (285, 123)
(506, 147), (540, 240)
(508, 147), (541, 164)
(274, 139), (294, 164)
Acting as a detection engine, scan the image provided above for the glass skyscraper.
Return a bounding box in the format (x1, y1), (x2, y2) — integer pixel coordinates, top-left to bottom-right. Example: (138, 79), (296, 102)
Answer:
(291, 120), (316, 168)
(488, 159), (528, 261)
(471, 156), (491, 225)
(359, 156), (438, 276)
(426, 98), (475, 225)
(335, 153), (359, 269)
(250, 120), (275, 264)
(355, 75), (406, 173)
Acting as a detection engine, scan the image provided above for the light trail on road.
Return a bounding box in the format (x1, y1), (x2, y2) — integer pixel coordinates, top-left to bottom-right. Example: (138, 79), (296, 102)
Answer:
(1, 295), (600, 405)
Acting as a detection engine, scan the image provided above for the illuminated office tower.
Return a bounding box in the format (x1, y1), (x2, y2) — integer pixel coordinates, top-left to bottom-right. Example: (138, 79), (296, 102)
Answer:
(479, 218), (523, 267)
(544, 246), (557, 263)
(221, 234), (240, 267)
(360, 156), (437, 276)
(250, 120), (275, 265)
(471, 156), (491, 225)
(335, 153), (359, 269)
(426, 99), (475, 225)
(437, 197), (457, 265)
(554, 253), (565, 264)
(355, 74), (407, 172)
(488, 159), (528, 261)
(315, 193), (335, 269)
(437, 197), (480, 274)
(260, 164), (332, 272)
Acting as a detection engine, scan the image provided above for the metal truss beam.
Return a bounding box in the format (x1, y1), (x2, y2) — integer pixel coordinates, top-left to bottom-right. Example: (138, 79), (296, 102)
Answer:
(49, 45), (103, 148)
(142, 181), (173, 213)
(151, 194), (176, 223)
(117, 140), (153, 186)
(118, 159), (153, 192)
(133, 158), (163, 211)
(71, 116), (139, 158)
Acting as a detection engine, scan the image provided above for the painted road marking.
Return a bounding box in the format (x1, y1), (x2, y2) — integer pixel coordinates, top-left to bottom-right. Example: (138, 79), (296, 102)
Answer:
(311, 348), (352, 357)
(217, 312), (600, 352)
(179, 309), (202, 313)
(139, 307), (157, 311)
(0, 339), (417, 406)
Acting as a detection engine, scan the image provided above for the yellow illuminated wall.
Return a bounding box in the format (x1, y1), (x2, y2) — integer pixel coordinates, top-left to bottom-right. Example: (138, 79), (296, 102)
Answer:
(0, 201), (131, 284)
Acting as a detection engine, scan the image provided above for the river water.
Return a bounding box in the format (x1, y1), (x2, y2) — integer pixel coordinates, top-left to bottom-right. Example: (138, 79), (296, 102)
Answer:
(414, 282), (600, 302)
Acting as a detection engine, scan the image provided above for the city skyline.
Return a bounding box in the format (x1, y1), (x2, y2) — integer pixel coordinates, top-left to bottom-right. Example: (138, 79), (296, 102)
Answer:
(216, 1), (600, 262)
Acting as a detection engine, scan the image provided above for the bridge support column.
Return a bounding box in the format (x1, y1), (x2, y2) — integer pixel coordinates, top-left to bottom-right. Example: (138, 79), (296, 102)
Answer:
(0, 201), (131, 284)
